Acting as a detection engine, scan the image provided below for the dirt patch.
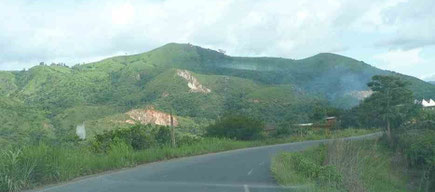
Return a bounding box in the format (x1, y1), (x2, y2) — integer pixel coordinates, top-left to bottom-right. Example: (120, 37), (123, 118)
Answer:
(125, 107), (178, 126)
(347, 90), (373, 100)
(249, 99), (261, 103)
(161, 92), (169, 97)
(176, 69), (211, 93)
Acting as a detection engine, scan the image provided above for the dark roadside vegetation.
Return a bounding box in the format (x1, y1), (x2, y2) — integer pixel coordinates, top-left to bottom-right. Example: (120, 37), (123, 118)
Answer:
(0, 108), (374, 192)
(0, 115), (373, 192)
(272, 76), (435, 192)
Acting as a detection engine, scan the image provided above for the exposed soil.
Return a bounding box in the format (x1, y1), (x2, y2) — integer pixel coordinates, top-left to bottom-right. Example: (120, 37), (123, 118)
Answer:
(125, 107), (178, 126)
(347, 90), (373, 100)
(176, 69), (211, 93)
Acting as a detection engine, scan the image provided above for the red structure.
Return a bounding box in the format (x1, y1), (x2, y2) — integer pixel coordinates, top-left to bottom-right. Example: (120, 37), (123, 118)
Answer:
(326, 117), (337, 127)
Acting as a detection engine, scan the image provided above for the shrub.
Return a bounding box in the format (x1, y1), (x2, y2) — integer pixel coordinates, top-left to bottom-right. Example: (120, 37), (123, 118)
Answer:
(92, 124), (159, 152)
(155, 126), (171, 145)
(106, 140), (134, 168)
(274, 126), (292, 137)
(398, 129), (435, 191)
(398, 129), (435, 167)
(396, 110), (435, 190)
(92, 124), (203, 152)
(273, 122), (293, 137)
(0, 149), (35, 192)
(205, 114), (264, 140)
(290, 149), (342, 185)
(176, 133), (203, 146)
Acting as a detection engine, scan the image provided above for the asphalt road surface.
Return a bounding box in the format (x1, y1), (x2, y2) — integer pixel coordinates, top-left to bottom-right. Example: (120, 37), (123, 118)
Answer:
(31, 133), (381, 192)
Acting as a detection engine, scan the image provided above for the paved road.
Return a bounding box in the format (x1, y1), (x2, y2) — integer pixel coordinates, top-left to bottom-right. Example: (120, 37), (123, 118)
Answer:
(31, 133), (381, 192)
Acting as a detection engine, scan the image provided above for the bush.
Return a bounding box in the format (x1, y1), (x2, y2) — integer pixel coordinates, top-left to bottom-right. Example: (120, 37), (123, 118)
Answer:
(274, 126), (292, 137)
(205, 114), (264, 140)
(290, 149), (342, 185)
(176, 133), (203, 146)
(92, 124), (204, 152)
(397, 111), (434, 169)
(273, 121), (294, 137)
(399, 129), (435, 167)
(0, 149), (35, 192)
(107, 140), (134, 168)
(155, 126), (171, 145)
(92, 124), (163, 152)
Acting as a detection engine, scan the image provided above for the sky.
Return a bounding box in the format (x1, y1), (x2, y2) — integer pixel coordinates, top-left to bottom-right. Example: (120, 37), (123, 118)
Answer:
(1, 0), (434, 81)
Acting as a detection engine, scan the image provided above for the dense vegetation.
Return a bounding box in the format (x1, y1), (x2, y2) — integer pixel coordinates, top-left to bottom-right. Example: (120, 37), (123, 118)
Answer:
(272, 140), (410, 192)
(0, 124), (373, 192)
(1, 43), (434, 146)
(272, 75), (434, 191)
(205, 114), (264, 140)
(342, 76), (434, 184)
(91, 124), (201, 152)
(0, 43), (434, 191)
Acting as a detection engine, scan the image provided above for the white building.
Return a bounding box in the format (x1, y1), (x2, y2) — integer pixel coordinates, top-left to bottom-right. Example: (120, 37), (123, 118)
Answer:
(421, 99), (435, 109)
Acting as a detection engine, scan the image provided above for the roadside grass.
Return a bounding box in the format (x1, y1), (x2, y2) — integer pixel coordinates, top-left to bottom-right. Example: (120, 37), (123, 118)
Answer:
(271, 139), (409, 192)
(0, 128), (376, 192)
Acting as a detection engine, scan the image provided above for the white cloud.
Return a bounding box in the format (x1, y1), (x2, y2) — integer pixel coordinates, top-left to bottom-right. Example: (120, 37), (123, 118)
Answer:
(377, 0), (435, 49)
(0, 0), (434, 78)
(372, 47), (435, 80)
(421, 73), (435, 81)
(111, 3), (135, 25)
(374, 48), (425, 68)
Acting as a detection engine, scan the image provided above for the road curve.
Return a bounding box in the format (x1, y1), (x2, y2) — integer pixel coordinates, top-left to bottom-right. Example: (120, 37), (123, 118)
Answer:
(30, 132), (382, 192)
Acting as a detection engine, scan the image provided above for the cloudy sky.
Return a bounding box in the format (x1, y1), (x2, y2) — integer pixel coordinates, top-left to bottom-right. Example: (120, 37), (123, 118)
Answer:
(1, 0), (434, 81)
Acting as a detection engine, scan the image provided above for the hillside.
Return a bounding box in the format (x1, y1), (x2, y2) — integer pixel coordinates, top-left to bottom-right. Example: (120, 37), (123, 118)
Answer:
(73, 43), (435, 103)
(0, 96), (53, 146)
(127, 43), (435, 105)
(1, 43), (434, 145)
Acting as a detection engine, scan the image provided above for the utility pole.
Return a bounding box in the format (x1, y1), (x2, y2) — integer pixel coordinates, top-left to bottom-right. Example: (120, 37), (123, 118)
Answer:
(170, 110), (176, 148)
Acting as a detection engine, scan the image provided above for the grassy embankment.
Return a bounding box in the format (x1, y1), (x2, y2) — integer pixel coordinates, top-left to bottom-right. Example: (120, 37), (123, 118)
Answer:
(0, 128), (375, 192)
(271, 138), (410, 192)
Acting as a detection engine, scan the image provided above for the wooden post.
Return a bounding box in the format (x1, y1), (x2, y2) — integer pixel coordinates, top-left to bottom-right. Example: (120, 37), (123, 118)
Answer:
(170, 111), (176, 148)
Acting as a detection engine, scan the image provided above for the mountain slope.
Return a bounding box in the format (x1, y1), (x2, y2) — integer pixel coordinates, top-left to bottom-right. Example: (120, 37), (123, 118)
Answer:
(0, 96), (53, 145)
(68, 43), (435, 104)
(141, 44), (435, 103)
(0, 71), (17, 96)
(1, 43), (434, 145)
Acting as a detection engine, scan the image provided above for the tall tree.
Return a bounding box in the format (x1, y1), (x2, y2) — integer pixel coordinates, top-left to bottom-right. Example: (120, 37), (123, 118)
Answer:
(365, 75), (415, 140)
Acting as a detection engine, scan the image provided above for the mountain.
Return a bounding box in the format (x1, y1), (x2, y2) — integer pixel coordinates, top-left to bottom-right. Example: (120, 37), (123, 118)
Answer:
(1, 43), (435, 145)
(430, 81), (435, 85)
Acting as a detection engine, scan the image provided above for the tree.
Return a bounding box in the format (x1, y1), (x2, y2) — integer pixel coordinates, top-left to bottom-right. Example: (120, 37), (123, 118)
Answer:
(365, 75), (415, 141)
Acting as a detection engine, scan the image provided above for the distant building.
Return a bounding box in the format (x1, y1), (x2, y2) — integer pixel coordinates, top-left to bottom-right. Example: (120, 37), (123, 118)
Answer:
(263, 124), (276, 134)
(419, 99), (435, 110)
(325, 117), (337, 127)
(296, 123), (313, 127)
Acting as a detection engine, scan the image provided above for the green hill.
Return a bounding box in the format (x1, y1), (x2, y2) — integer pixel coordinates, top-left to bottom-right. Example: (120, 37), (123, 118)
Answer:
(1, 43), (434, 145)
(135, 43), (435, 104)
(0, 96), (53, 146)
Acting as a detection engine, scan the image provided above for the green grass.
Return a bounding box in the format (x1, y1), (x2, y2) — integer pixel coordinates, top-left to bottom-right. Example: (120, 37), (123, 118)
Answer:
(0, 128), (375, 192)
(271, 139), (409, 192)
